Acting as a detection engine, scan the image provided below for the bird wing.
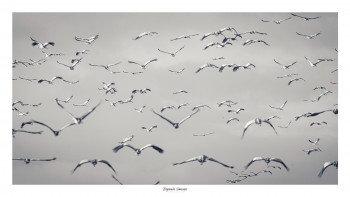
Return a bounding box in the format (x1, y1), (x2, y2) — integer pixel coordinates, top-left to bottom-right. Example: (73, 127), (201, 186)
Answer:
(244, 157), (264, 169)
(79, 101), (102, 121)
(290, 13), (304, 18)
(158, 49), (172, 55)
(128, 60), (141, 66)
(140, 144), (164, 153)
(124, 144), (139, 152)
(32, 157), (56, 162)
(242, 119), (255, 139)
(98, 160), (116, 174)
(179, 109), (200, 125)
(273, 59), (282, 65)
(60, 122), (76, 131)
(173, 156), (199, 165)
(72, 160), (90, 173)
(112, 144), (125, 153)
(30, 120), (56, 133)
(280, 100), (288, 109)
(144, 58), (157, 66)
(288, 79), (296, 86)
(174, 45), (185, 54)
(111, 174), (123, 185)
(55, 99), (65, 109)
(296, 32), (307, 37)
(151, 109), (177, 127)
(318, 162), (333, 178)
(262, 120), (278, 135)
(207, 157), (234, 168)
(89, 64), (105, 68)
(271, 158), (290, 171)
(56, 61), (70, 68)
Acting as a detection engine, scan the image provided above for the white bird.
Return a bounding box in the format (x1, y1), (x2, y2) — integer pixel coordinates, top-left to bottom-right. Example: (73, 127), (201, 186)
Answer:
(203, 42), (220, 50)
(274, 59), (297, 69)
(75, 49), (89, 56)
(177, 103), (189, 109)
(291, 13), (321, 21)
(41, 50), (64, 58)
(151, 108), (200, 129)
(134, 105), (146, 113)
(200, 32), (219, 41)
(261, 17), (292, 24)
(30, 37), (55, 49)
(288, 78), (306, 86)
(104, 99), (119, 107)
(112, 143), (164, 155)
(173, 90), (188, 94)
(219, 64), (236, 72)
(308, 138), (320, 145)
(75, 34), (99, 44)
(158, 45), (185, 57)
(20, 120), (75, 136)
(242, 116), (280, 139)
(18, 76), (38, 82)
(228, 108), (245, 114)
(89, 62), (121, 74)
(72, 159), (116, 174)
(26, 58), (47, 66)
(276, 74), (299, 78)
(141, 125), (158, 132)
(217, 42), (233, 48)
(118, 95), (134, 104)
(119, 135), (134, 144)
(304, 56), (334, 67)
(64, 101), (102, 125)
(55, 95), (73, 108)
(12, 129), (43, 138)
(310, 121), (327, 126)
(193, 132), (215, 137)
(318, 161), (338, 178)
(312, 90), (333, 102)
(128, 58), (157, 69)
(98, 82), (117, 94)
(278, 121), (292, 128)
(195, 63), (218, 73)
(303, 147), (322, 155)
(243, 39), (270, 46)
(217, 100), (237, 107)
(169, 68), (185, 74)
(133, 32), (158, 40)
(269, 100), (288, 110)
(295, 109), (336, 121)
(244, 157), (290, 171)
(173, 155), (234, 168)
(296, 32), (321, 39)
(73, 99), (90, 107)
(12, 100), (42, 108)
(227, 118), (239, 124)
(57, 58), (82, 70)
(160, 105), (176, 113)
(232, 63), (256, 72)
(13, 157), (56, 164)
(38, 76), (79, 85)
(170, 34), (199, 41)
(192, 104), (211, 111)
(123, 71), (144, 75)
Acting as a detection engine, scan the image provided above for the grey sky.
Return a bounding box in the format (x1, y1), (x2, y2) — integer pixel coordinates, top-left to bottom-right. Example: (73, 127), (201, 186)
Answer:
(11, 12), (338, 186)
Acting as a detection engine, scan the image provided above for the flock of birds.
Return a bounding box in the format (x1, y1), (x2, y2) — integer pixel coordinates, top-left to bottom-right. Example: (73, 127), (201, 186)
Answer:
(12, 13), (338, 184)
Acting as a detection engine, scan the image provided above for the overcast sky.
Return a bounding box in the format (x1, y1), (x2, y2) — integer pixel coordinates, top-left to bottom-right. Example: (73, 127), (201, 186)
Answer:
(11, 12), (339, 186)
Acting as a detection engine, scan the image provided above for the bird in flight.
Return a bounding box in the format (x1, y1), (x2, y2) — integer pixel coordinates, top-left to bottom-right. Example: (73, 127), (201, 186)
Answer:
(13, 157), (56, 164)
(288, 77), (306, 86)
(295, 109), (335, 121)
(72, 159), (116, 174)
(73, 99), (90, 107)
(41, 50), (64, 58)
(278, 121), (292, 128)
(267, 165), (282, 170)
(304, 56), (334, 67)
(18, 76), (38, 82)
(30, 37), (55, 49)
(133, 32), (158, 40)
(158, 45), (185, 57)
(118, 95), (134, 104)
(20, 120), (75, 136)
(303, 147), (322, 155)
(227, 118), (239, 124)
(291, 13), (321, 21)
(173, 90), (188, 94)
(132, 88), (151, 94)
(56, 58), (83, 70)
(160, 105), (176, 113)
(242, 116), (280, 139)
(193, 132), (215, 137)
(151, 108), (200, 129)
(318, 161), (338, 178)
(38, 76), (79, 85)
(310, 121), (327, 126)
(134, 105), (146, 113)
(261, 16), (292, 24)
(123, 71), (144, 75)
(12, 129), (43, 138)
(128, 58), (157, 69)
(312, 90), (333, 102)
(64, 101), (102, 125)
(89, 62), (122, 74)
(55, 95), (73, 108)
(119, 135), (134, 144)
(75, 49), (89, 56)
(212, 57), (225, 61)
(313, 86), (327, 90)
(192, 104), (211, 111)
(200, 31), (219, 41)
(308, 138), (320, 145)
(217, 100), (238, 107)
(112, 143), (164, 155)
(170, 34), (199, 41)
(169, 68), (185, 74)
(195, 63), (218, 73)
(177, 103), (189, 110)
(269, 100), (287, 110)
(243, 39), (270, 46)
(218, 64), (235, 72)
(75, 34), (99, 45)
(296, 32), (321, 39)
(173, 155), (234, 168)
(12, 100), (42, 108)
(274, 59), (297, 69)
(12, 107), (29, 116)
(244, 157), (290, 171)
(228, 108), (245, 114)
(232, 63), (256, 72)
(141, 125), (158, 132)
